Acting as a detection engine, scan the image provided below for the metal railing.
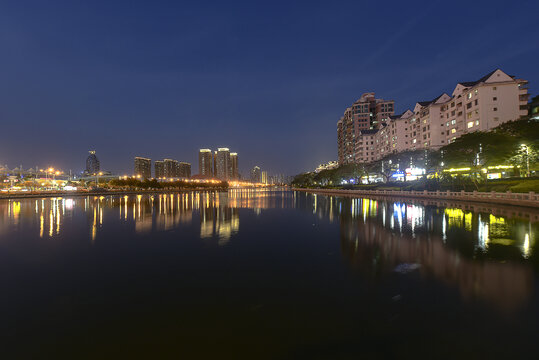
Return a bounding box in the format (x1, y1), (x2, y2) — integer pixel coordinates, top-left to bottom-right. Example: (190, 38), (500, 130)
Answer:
(294, 188), (539, 208)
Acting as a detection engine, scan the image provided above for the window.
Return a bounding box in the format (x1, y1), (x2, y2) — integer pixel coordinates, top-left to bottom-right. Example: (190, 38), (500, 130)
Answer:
(475, 120), (479, 126)
(474, 100), (478, 106)
(467, 93), (472, 99)
(467, 121), (474, 128)
(412, 139), (417, 144)
(467, 112), (473, 119)
(494, 117), (499, 121)
(493, 97), (497, 101)
(493, 87), (497, 90)
(451, 102), (455, 107)
(451, 120), (456, 125)
(466, 103), (472, 109)
(451, 128), (456, 134)
(493, 107), (498, 111)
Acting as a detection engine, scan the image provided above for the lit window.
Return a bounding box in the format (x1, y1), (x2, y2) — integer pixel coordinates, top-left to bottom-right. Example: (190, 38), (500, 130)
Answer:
(451, 128), (456, 134)
(412, 139), (417, 144)
(467, 93), (472, 99)
(475, 120), (479, 126)
(467, 121), (474, 128)
(451, 120), (456, 125)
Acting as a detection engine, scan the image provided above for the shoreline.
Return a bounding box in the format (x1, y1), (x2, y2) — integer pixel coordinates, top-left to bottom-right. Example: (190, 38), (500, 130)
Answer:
(293, 188), (539, 209)
(0, 188), (229, 200)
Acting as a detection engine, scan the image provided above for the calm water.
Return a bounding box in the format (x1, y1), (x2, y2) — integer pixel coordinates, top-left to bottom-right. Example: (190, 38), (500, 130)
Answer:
(0, 190), (538, 359)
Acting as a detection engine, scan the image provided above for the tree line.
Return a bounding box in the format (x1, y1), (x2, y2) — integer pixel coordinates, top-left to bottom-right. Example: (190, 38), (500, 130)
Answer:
(293, 118), (538, 188)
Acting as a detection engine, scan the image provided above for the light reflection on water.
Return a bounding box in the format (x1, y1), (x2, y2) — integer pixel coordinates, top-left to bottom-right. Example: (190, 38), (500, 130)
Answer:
(0, 189), (539, 357)
(298, 191), (538, 313)
(0, 189), (537, 313)
(0, 189), (290, 244)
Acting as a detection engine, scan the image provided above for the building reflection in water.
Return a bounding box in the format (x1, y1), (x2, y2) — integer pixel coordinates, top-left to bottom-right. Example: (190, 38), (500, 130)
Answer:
(295, 191), (537, 313)
(0, 189), (293, 246)
(0, 190), (536, 312)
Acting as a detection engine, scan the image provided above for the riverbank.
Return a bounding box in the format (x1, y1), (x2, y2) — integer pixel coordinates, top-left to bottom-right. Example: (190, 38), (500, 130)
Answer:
(0, 188), (229, 200)
(294, 188), (539, 209)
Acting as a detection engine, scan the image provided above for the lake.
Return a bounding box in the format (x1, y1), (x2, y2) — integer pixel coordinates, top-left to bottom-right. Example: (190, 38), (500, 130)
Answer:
(0, 190), (538, 359)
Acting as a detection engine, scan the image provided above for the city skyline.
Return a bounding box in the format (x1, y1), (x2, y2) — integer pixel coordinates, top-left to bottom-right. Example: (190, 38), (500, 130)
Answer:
(1, 1), (539, 175)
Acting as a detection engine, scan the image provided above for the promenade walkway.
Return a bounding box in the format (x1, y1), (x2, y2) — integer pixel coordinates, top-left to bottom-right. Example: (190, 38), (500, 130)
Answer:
(293, 188), (539, 209)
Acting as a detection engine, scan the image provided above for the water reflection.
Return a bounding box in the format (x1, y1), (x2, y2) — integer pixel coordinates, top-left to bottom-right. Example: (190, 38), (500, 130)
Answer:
(0, 190), (537, 313)
(296, 192), (538, 313)
(0, 189), (293, 245)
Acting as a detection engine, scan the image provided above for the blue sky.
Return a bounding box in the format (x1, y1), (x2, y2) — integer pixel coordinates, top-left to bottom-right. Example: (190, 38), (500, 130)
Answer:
(1, 0), (538, 175)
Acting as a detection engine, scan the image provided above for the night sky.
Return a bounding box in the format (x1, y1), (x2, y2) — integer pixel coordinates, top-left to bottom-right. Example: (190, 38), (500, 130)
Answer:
(1, 0), (538, 176)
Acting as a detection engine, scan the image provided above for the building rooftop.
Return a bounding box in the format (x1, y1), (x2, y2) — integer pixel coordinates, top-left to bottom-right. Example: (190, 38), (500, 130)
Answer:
(458, 69), (498, 87)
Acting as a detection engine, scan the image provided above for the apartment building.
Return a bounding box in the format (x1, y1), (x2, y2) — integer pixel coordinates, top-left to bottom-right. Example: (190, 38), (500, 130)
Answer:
(340, 69), (529, 164)
(337, 93), (395, 164)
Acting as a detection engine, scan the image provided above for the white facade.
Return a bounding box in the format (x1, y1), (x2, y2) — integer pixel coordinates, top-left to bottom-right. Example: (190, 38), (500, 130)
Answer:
(349, 69), (528, 164)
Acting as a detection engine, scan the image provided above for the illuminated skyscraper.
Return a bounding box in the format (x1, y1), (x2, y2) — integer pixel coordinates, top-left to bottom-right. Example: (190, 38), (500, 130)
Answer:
(86, 151), (100, 174)
(199, 149), (213, 178)
(261, 171), (268, 184)
(178, 162), (191, 178)
(215, 148), (230, 180)
(230, 152), (238, 179)
(155, 160), (165, 179)
(250, 166), (261, 183)
(134, 157), (151, 179)
(164, 159), (178, 178)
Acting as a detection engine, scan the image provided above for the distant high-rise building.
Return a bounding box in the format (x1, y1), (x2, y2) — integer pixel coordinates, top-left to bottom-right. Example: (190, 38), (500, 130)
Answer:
(134, 157), (151, 179)
(199, 149), (213, 178)
(164, 159), (178, 178)
(178, 162), (191, 178)
(261, 171), (268, 184)
(86, 151), (100, 174)
(229, 153), (238, 180)
(213, 151), (217, 179)
(215, 148), (230, 180)
(250, 166), (261, 183)
(155, 160), (165, 179)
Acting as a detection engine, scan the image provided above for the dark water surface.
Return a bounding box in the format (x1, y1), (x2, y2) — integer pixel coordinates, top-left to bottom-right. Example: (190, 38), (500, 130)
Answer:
(1, 190), (538, 359)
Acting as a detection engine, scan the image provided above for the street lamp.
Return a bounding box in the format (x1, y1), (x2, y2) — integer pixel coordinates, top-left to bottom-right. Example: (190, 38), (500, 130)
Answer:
(95, 172), (103, 187)
(521, 144), (530, 177)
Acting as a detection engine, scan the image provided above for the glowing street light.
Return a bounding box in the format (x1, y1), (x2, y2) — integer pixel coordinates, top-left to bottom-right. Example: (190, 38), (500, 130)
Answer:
(521, 144), (530, 177)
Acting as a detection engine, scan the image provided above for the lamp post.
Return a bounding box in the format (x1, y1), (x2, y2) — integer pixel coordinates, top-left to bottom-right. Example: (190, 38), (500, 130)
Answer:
(521, 144), (530, 177)
(95, 172), (103, 187)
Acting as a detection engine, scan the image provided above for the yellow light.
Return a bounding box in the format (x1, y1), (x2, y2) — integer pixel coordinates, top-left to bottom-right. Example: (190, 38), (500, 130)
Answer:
(443, 167), (471, 172)
(486, 165), (513, 170)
